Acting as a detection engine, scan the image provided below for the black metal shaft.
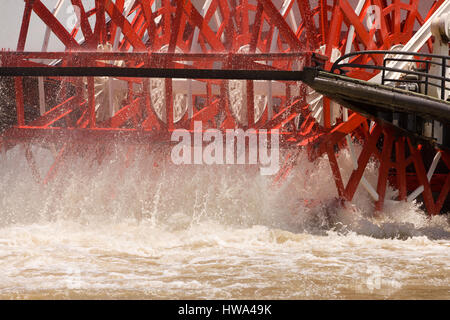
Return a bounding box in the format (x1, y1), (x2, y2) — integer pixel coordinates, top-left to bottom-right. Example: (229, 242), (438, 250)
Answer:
(0, 66), (309, 81)
(302, 70), (450, 125)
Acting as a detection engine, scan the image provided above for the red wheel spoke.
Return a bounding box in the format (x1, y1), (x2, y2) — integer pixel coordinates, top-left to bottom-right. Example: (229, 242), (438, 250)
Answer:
(344, 124), (382, 201)
(408, 140), (437, 215)
(104, 0), (147, 50)
(32, 0), (81, 50)
(17, 0), (34, 51)
(395, 137), (407, 201)
(375, 129), (395, 211)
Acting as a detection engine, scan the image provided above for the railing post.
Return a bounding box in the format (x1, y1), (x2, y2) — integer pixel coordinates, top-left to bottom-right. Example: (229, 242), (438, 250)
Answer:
(441, 57), (447, 100)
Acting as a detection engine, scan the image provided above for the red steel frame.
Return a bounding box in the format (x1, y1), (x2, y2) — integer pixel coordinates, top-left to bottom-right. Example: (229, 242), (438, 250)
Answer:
(1, 0), (449, 215)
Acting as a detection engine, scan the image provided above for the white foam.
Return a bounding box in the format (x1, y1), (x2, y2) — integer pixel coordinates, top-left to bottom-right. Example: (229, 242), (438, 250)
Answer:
(0, 143), (448, 298)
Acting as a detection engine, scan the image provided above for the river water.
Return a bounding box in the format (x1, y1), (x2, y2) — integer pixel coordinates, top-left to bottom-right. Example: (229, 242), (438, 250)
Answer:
(0, 144), (448, 299)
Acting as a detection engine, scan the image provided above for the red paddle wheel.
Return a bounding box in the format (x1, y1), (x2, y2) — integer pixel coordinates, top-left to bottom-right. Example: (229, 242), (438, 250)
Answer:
(0, 0), (449, 215)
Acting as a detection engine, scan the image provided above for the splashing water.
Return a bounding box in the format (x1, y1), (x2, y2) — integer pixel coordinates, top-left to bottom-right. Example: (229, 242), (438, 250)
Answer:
(0, 143), (448, 299)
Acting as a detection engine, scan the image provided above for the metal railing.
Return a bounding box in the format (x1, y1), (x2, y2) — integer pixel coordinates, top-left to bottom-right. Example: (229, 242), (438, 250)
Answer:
(331, 50), (450, 100)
